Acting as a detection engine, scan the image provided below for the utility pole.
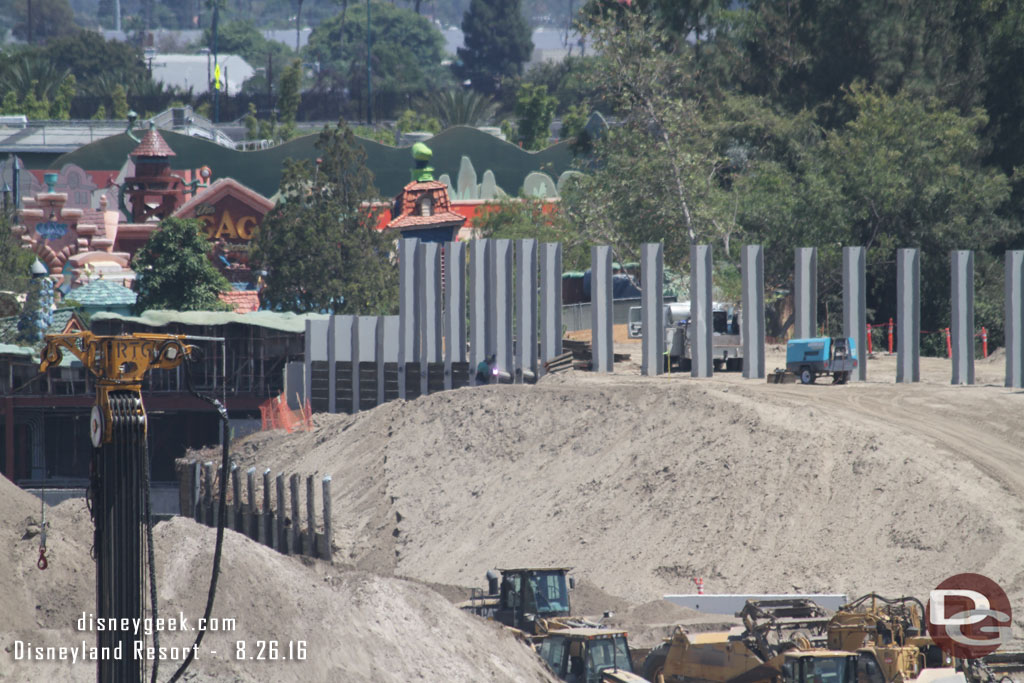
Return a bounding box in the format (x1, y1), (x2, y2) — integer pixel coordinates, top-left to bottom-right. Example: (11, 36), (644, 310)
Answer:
(366, 0), (372, 125)
(26, 0), (32, 45)
(212, 1), (220, 124)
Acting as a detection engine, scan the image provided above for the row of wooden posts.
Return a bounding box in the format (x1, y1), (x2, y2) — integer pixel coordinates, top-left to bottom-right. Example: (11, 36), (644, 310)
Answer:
(179, 461), (332, 561)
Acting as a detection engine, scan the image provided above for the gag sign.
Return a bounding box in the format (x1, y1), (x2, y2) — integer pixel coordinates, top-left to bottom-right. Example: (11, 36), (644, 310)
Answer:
(925, 573), (1013, 659)
(194, 203), (259, 241)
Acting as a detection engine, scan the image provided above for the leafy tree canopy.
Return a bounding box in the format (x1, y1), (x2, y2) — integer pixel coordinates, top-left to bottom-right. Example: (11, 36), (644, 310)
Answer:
(455, 0), (533, 95)
(252, 119), (398, 314)
(131, 217), (232, 313)
(305, 2), (450, 104)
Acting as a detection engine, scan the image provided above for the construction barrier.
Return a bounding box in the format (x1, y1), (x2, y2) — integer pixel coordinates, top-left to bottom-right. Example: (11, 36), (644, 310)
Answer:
(259, 393), (313, 433)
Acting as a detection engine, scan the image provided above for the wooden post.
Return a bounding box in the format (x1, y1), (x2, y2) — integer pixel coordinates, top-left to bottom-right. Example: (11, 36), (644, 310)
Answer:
(322, 476), (333, 562)
(262, 469), (272, 547)
(191, 461), (201, 523)
(276, 473), (286, 554)
(246, 467), (256, 541)
(230, 464), (240, 532)
(202, 462), (214, 527)
(289, 474), (301, 555)
(305, 475), (316, 557)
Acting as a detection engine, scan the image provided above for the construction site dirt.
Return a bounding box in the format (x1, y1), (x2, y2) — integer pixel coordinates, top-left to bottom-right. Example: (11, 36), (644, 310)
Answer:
(3, 343), (1022, 680)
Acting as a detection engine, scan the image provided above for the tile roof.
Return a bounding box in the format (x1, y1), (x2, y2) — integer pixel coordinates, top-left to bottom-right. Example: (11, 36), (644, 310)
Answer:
(65, 278), (137, 307)
(0, 308), (83, 349)
(217, 290), (260, 314)
(131, 127), (176, 158)
(387, 211), (467, 230)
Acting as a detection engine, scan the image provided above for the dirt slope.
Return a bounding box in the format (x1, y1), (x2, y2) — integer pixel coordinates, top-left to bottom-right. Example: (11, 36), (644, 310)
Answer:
(0, 482), (558, 682)
(228, 352), (1024, 640)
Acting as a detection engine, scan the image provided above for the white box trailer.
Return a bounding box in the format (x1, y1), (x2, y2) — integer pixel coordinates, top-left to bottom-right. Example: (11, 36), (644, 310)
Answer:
(629, 301), (743, 372)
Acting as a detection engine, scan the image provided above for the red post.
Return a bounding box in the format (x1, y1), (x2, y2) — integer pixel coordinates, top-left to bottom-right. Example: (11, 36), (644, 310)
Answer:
(887, 317), (894, 354)
(982, 327), (988, 358)
(867, 324), (873, 354)
(693, 577), (704, 595)
(945, 328), (952, 359)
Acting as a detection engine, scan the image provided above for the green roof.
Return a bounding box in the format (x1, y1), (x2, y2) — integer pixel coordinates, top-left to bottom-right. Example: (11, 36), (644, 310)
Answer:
(91, 310), (329, 333)
(0, 308), (80, 348)
(0, 343), (36, 358)
(65, 279), (137, 307)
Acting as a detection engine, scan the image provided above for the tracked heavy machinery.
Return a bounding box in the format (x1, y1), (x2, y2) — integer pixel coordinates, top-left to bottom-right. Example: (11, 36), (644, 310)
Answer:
(39, 331), (225, 683)
(459, 567), (600, 636)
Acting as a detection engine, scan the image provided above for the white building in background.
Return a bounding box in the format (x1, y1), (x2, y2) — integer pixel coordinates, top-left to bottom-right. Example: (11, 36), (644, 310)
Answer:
(148, 54), (255, 96)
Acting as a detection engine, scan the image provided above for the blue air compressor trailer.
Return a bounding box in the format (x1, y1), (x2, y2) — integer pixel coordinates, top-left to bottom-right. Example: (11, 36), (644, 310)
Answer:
(783, 336), (858, 384)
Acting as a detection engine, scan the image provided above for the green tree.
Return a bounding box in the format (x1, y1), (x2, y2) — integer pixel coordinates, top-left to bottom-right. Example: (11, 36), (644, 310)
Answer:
(396, 109), (441, 135)
(91, 103), (108, 120)
(19, 82), (50, 119)
(252, 120), (398, 314)
(305, 2), (451, 118)
(420, 88), (497, 128)
(111, 84), (130, 120)
(514, 83), (557, 150)
(455, 0), (533, 94)
(49, 74), (75, 119)
(476, 198), (591, 270)
(131, 217), (232, 313)
(4, 0), (77, 43)
(0, 215), (34, 293)
(276, 59), (302, 139)
(43, 31), (148, 93)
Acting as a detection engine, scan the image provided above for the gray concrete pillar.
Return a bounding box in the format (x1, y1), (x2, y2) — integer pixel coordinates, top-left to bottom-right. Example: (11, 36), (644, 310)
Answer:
(1006, 251), (1024, 388)
(842, 247), (867, 382)
(469, 238), (489, 384)
(329, 315), (355, 413)
(374, 315), (386, 405)
(690, 244), (713, 378)
(493, 238), (514, 376)
(304, 318), (329, 409)
(354, 315), (382, 408)
(398, 238), (421, 399)
(591, 245), (614, 372)
(896, 248), (920, 383)
(741, 245), (765, 379)
(641, 243), (665, 376)
(539, 242), (562, 376)
(794, 247), (818, 339)
(350, 315), (361, 414)
(418, 242), (442, 396)
(444, 241), (467, 390)
(516, 239), (538, 382)
(951, 250), (975, 385)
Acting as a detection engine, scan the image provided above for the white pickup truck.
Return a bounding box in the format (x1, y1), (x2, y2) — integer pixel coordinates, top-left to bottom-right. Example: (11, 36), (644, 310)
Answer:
(628, 301), (743, 371)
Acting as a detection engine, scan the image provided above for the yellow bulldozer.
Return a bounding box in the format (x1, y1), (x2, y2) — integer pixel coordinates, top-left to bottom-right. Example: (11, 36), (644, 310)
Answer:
(639, 595), (998, 683)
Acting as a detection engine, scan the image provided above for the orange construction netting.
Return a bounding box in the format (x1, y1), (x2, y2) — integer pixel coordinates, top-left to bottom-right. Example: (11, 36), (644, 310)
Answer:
(259, 393), (313, 433)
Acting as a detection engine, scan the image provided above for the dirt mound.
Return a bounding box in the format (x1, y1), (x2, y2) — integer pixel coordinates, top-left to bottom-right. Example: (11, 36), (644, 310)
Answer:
(0, 476), (557, 682)
(229, 365), (1024, 627)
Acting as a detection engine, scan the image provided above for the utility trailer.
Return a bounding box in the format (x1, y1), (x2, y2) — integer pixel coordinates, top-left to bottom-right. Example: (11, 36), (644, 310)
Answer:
(781, 337), (858, 384)
(628, 302), (743, 372)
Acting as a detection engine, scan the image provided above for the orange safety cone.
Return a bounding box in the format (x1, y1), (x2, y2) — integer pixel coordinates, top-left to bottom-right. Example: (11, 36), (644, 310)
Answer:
(693, 577), (704, 595)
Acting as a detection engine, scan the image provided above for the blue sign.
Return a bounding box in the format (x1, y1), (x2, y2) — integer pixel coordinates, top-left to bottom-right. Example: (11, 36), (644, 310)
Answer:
(35, 222), (68, 240)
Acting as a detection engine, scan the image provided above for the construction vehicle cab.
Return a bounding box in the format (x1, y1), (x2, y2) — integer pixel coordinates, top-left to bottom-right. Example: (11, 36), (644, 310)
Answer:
(780, 651), (858, 683)
(460, 567), (573, 635)
(538, 628), (647, 683)
(627, 301), (744, 372)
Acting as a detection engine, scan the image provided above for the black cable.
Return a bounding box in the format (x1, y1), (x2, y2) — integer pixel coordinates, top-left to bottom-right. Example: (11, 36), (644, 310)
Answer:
(167, 347), (230, 683)
(142, 416), (160, 683)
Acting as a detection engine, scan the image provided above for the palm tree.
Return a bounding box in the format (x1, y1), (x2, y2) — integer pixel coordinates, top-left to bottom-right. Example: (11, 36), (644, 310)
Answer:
(421, 88), (498, 128)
